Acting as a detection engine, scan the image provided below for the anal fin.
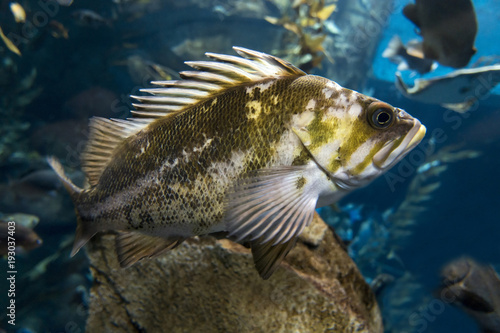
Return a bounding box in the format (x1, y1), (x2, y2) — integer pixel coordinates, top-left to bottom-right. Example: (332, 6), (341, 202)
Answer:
(115, 232), (185, 268)
(71, 216), (98, 256)
(251, 237), (297, 280)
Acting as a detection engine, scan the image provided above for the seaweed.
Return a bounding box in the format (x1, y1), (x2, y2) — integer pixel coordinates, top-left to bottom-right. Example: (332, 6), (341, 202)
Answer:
(265, 0), (337, 72)
(0, 62), (42, 168)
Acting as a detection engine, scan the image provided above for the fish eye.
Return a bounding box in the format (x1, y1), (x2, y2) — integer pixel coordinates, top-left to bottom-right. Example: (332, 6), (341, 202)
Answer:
(368, 102), (394, 129)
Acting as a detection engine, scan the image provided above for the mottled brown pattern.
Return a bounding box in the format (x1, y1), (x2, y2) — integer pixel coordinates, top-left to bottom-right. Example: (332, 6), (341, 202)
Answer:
(76, 76), (316, 235)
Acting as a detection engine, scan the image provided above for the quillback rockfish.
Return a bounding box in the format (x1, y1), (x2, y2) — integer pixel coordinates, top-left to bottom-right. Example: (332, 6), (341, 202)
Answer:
(49, 47), (426, 279)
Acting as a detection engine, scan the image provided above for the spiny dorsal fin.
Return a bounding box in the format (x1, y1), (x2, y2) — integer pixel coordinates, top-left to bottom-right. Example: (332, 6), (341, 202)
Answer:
(131, 46), (306, 117)
(81, 47), (306, 186)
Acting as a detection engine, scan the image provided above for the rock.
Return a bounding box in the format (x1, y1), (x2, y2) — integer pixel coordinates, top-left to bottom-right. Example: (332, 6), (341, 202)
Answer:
(85, 213), (383, 332)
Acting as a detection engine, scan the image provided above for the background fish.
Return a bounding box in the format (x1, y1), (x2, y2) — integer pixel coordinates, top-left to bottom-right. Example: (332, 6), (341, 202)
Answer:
(403, 0), (478, 68)
(440, 257), (500, 333)
(0, 221), (42, 255)
(49, 47), (426, 279)
(395, 65), (500, 113)
(9, 2), (26, 23)
(71, 10), (112, 28)
(382, 35), (437, 74)
(0, 213), (39, 229)
(0, 26), (21, 56)
(48, 20), (69, 39)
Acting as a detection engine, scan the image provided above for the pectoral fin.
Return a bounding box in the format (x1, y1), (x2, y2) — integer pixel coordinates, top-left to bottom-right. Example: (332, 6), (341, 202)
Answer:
(115, 232), (185, 268)
(225, 165), (318, 245)
(224, 165), (318, 278)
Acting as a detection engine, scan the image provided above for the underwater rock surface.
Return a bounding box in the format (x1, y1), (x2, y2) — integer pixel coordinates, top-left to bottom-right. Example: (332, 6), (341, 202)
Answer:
(85, 213), (382, 332)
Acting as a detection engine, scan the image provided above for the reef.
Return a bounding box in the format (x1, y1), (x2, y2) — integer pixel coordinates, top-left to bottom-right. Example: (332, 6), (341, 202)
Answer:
(85, 213), (383, 332)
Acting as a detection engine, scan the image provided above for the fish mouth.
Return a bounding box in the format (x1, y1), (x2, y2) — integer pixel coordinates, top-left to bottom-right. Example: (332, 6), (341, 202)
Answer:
(373, 119), (426, 170)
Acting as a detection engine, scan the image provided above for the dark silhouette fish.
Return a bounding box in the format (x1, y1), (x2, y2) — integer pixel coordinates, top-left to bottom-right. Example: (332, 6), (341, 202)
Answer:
(440, 257), (500, 332)
(403, 0), (478, 68)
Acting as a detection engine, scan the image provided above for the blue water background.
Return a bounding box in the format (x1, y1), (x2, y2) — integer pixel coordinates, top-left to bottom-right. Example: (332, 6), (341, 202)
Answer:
(339, 0), (500, 331)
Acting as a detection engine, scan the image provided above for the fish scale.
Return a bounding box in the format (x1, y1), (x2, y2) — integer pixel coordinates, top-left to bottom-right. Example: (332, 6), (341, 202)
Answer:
(48, 47), (426, 279)
(82, 78), (300, 234)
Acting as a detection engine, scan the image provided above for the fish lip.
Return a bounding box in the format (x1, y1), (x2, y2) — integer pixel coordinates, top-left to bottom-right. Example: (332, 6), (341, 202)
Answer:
(373, 119), (426, 170)
(373, 140), (397, 169)
(403, 122), (426, 155)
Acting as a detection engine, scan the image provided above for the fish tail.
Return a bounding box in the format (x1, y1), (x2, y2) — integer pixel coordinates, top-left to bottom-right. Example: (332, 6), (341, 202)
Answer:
(47, 157), (97, 256)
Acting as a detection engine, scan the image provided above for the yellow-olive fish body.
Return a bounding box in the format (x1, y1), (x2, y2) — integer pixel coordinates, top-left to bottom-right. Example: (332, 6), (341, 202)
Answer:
(49, 47), (426, 279)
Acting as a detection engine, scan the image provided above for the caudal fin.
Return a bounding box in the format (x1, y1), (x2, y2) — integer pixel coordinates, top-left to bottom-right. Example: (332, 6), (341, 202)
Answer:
(47, 157), (97, 256)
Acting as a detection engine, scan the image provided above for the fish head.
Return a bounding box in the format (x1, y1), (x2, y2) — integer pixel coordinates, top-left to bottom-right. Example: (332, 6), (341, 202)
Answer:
(293, 80), (426, 191)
